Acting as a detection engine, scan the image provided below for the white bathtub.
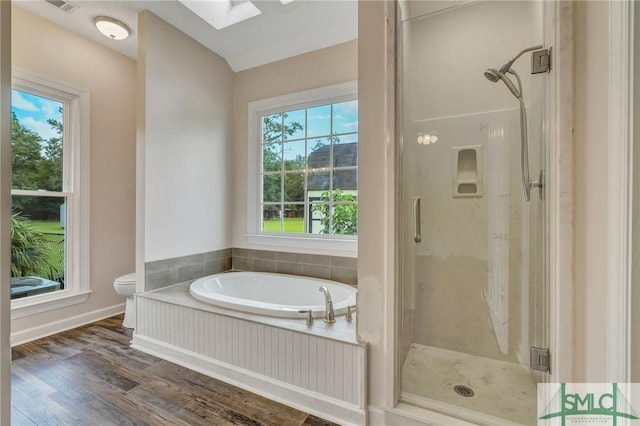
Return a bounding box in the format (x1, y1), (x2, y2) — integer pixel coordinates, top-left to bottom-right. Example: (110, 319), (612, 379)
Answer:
(189, 271), (357, 318)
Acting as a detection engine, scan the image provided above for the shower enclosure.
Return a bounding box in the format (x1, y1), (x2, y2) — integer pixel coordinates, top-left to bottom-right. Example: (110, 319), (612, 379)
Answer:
(398, 2), (548, 424)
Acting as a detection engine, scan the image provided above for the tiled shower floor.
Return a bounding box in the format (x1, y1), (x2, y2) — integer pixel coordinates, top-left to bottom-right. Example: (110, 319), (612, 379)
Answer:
(401, 343), (537, 425)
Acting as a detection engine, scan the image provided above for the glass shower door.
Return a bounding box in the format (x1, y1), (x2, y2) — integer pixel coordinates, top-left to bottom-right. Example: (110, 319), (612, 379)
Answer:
(398, 2), (548, 424)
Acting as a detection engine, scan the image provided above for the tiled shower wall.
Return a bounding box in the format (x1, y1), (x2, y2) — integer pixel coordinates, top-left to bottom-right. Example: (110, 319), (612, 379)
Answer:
(145, 248), (357, 291)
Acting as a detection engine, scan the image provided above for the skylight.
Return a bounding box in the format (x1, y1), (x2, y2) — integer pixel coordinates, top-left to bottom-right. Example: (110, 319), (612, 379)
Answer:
(178, 0), (261, 30)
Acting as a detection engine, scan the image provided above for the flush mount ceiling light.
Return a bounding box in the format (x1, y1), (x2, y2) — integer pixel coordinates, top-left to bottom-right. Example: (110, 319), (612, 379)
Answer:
(179, 0), (261, 30)
(94, 16), (130, 40)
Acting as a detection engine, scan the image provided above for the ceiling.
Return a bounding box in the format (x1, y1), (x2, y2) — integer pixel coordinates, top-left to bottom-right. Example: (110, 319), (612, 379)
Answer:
(14, 0), (358, 72)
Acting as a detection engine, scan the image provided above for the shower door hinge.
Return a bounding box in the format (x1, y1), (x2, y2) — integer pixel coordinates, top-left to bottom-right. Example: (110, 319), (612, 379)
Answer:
(530, 347), (551, 372)
(531, 48), (551, 74)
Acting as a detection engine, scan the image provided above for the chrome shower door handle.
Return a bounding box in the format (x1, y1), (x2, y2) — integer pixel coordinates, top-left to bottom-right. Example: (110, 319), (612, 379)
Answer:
(413, 196), (421, 243)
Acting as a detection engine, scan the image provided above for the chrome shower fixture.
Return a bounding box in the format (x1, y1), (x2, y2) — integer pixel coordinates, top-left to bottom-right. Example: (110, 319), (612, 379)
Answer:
(484, 44), (545, 202)
(483, 68), (520, 98)
(483, 45), (542, 97)
(498, 45), (543, 74)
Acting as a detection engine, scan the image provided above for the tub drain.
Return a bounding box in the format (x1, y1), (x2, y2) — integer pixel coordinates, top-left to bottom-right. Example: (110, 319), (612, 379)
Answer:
(453, 385), (475, 397)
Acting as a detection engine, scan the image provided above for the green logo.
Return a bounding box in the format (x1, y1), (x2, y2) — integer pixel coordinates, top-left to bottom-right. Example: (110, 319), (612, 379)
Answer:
(539, 383), (639, 425)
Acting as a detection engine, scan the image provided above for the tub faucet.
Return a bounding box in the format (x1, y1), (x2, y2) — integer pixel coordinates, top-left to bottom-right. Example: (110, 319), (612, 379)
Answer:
(318, 286), (335, 323)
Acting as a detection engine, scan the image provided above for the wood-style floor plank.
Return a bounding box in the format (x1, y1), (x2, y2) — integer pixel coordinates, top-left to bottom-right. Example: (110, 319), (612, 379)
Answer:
(11, 314), (341, 426)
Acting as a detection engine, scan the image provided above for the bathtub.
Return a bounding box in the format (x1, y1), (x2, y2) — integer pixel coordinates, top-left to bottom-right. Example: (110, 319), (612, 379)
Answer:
(189, 271), (357, 318)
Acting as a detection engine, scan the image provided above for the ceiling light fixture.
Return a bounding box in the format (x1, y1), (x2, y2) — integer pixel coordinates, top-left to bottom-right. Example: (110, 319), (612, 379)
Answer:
(94, 16), (130, 40)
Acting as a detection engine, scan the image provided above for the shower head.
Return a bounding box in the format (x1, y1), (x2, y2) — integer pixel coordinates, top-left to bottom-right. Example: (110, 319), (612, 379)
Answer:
(484, 68), (500, 83)
(484, 68), (521, 99)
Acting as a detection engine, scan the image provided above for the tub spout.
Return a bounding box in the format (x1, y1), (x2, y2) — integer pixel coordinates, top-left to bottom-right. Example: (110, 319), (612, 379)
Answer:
(318, 286), (335, 324)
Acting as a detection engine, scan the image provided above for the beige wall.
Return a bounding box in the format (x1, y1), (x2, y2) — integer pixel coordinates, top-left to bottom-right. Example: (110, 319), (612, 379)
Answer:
(357, 0), (396, 411)
(231, 41), (357, 252)
(573, 0), (609, 382)
(138, 11), (234, 267)
(11, 7), (136, 337)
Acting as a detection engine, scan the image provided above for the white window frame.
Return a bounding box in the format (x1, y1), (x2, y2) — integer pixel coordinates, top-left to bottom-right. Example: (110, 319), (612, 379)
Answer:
(247, 81), (358, 255)
(10, 69), (91, 319)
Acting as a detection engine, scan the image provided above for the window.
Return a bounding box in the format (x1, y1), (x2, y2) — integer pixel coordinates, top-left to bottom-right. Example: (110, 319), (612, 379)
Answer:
(247, 82), (358, 253)
(10, 70), (90, 316)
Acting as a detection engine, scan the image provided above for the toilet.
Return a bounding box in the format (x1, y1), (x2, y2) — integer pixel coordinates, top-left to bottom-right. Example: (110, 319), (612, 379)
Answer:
(113, 273), (136, 328)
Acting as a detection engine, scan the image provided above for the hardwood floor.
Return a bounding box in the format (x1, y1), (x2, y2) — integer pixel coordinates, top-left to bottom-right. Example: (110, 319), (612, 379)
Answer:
(11, 315), (339, 426)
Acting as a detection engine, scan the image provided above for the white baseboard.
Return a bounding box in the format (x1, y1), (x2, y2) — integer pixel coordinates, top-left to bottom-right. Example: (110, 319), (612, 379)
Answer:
(367, 406), (386, 425)
(11, 303), (125, 346)
(132, 334), (367, 426)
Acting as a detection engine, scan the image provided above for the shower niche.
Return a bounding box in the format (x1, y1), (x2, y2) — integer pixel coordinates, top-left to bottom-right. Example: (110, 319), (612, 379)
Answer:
(452, 145), (482, 197)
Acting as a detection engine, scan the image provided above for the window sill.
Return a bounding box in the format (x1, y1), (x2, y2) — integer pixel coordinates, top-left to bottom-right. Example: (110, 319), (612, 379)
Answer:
(11, 290), (93, 320)
(246, 234), (357, 257)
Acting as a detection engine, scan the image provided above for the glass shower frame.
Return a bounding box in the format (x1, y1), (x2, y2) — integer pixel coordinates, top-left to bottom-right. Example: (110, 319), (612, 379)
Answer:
(395, 1), (550, 424)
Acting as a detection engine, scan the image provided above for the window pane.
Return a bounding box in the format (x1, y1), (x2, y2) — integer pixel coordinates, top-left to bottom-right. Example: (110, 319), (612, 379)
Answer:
(307, 105), (331, 138)
(330, 203), (358, 235)
(262, 113), (283, 143)
(307, 172), (330, 199)
(333, 100), (358, 134)
(283, 140), (306, 171)
(262, 205), (282, 233)
(257, 97), (358, 238)
(11, 195), (66, 299)
(308, 139), (330, 169)
(11, 90), (63, 192)
(309, 202), (329, 234)
(333, 138), (358, 168)
(284, 173), (305, 202)
(263, 174), (281, 203)
(283, 204), (304, 234)
(333, 133), (358, 145)
(263, 143), (282, 172)
(283, 109), (305, 140)
(333, 170), (358, 191)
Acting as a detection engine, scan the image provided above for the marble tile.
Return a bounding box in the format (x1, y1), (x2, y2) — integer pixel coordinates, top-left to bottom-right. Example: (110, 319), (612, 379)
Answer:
(330, 266), (357, 286)
(302, 264), (332, 280)
(146, 269), (178, 291)
(232, 247), (279, 260)
(232, 256), (254, 271)
(178, 263), (205, 283)
(204, 248), (232, 262)
(205, 257), (231, 275)
(277, 252), (330, 266)
(330, 256), (357, 269)
(276, 261), (303, 276)
(248, 249), (278, 260)
(254, 259), (278, 273)
(401, 343), (537, 425)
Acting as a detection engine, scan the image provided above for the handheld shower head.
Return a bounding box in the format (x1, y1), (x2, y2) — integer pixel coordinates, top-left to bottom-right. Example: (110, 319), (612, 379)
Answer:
(484, 68), (521, 98)
(484, 69), (500, 82)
